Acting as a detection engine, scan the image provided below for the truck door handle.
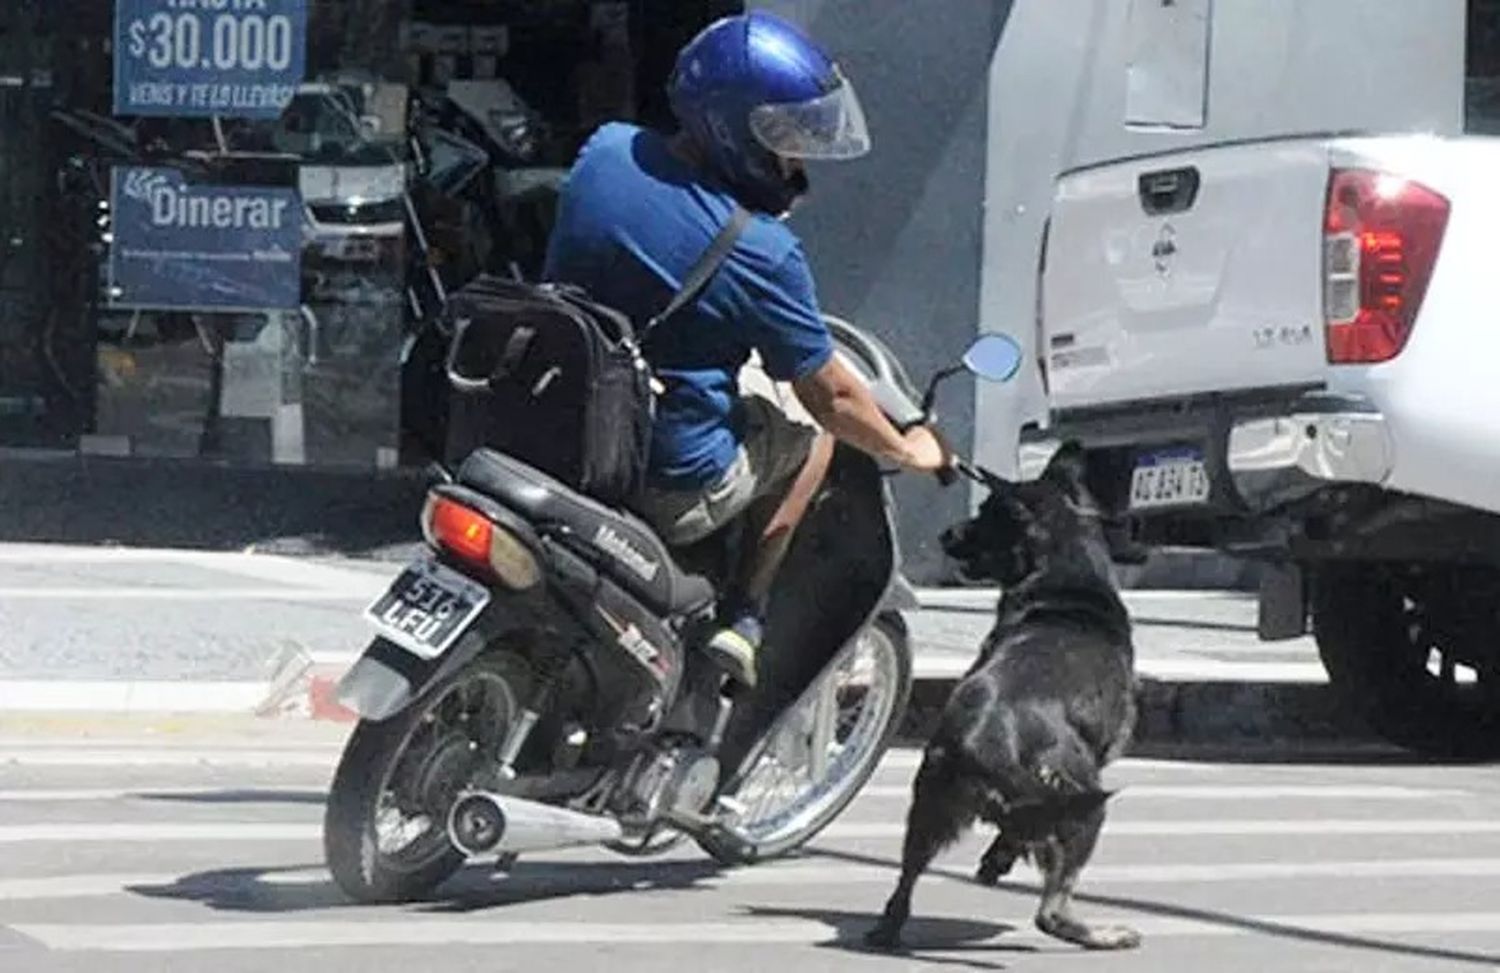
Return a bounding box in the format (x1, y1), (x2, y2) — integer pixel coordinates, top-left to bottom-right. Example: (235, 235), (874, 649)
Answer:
(1137, 166), (1200, 216)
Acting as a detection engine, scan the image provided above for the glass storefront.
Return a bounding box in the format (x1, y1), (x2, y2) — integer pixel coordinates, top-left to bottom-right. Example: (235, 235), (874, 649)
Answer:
(0, 0), (735, 469)
(1470, 0), (1500, 132)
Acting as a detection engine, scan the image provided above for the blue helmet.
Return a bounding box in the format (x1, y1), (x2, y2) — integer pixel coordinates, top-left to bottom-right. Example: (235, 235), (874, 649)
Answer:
(668, 12), (871, 215)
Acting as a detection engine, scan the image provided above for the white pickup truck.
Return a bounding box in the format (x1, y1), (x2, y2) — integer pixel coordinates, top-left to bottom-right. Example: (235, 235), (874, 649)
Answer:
(1027, 127), (1500, 754)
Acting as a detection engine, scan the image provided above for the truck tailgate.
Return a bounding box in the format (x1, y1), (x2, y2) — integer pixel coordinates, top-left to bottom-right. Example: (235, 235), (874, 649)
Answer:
(1041, 141), (1332, 410)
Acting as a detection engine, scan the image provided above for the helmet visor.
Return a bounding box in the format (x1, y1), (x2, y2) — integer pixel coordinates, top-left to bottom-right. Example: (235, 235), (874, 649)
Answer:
(748, 66), (871, 161)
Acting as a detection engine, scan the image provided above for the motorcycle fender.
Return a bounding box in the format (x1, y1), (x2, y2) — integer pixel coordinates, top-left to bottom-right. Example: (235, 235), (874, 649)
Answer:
(335, 633), (467, 722)
(336, 655), (415, 722)
(879, 572), (920, 612)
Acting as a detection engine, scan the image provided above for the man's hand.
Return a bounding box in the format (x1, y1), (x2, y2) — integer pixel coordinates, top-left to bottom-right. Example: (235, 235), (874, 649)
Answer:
(792, 356), (955, 473)
(899, 424), (952, 473)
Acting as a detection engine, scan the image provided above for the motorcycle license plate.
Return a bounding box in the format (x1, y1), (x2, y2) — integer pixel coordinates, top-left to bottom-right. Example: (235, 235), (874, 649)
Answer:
(363, 557), (491, 660)
(1129, 448), (1211, 511)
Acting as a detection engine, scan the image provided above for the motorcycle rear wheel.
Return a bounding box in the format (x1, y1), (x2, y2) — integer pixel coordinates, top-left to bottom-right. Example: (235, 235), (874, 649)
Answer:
(700, 612), (912, 864)
(324, 650), (530, 903)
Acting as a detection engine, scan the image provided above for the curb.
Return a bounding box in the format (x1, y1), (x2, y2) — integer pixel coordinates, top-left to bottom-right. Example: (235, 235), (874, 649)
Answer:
(259, 653), (1372, 752)
(1116, 548), (1263, 592)
(0, 669), (1374, 752)
(896, 675), (1373, 749)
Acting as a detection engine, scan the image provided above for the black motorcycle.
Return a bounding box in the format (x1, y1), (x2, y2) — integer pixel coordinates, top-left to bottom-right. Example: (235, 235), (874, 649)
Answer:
(322, 322), (1023, 903)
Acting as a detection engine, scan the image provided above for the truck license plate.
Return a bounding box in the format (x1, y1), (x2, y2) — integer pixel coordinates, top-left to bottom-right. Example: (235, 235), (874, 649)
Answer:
(1130, 449), (1211, 511)
(363, 557), (491, 659)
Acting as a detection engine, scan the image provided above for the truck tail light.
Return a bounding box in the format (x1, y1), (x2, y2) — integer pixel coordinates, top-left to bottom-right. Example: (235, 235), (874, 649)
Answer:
(1323, 169), (1449, 364)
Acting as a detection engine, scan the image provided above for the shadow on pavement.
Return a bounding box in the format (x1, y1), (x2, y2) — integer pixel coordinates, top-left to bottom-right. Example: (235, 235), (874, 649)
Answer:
(811, 847), (1500, 968)
(130, 858), (729, 915)
(132, 866), (351, 913)
(1123, 742), (1493, 767)
(744, 905), (1023, 970)
(129, 862), (1016, 971)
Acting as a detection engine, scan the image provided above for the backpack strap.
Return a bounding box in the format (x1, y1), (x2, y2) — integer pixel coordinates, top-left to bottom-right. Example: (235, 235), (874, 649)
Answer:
(642, 204), (752, 337)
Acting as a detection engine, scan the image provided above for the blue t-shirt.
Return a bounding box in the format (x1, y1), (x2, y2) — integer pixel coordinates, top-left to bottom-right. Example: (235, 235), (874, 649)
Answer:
(542, 123), (833, 490)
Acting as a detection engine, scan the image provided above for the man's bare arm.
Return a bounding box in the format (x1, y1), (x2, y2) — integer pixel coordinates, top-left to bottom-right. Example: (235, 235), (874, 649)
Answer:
(791, 355), (947, 471)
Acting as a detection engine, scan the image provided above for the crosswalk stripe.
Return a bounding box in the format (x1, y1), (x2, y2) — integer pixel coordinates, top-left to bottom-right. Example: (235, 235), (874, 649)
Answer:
(0, 749), (339, 768)
(821, 819), (1500, 840)
(0, 747), (1230, 776)
(0, 783), (1464, 804)
(858, 784), (1469, 801)
(875, 750), (1219, 772)
(0, 587), (368, 601)
(0, 824), (317, 843)
(668, 857), (1500, 886)
(12, 857), (1500, 902)
(0, 874), (175, 901)
(0, 787), (327, 803)
(4, 818), (1500, 844)
(21, 912), (1500, 951)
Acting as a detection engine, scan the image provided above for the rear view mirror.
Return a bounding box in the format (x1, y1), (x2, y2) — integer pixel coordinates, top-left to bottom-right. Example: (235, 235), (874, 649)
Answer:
(962, 334), (1023, 382)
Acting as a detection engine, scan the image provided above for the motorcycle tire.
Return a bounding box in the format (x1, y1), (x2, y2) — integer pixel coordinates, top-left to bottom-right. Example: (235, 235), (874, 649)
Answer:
(700, 612), (913, 865)
(324, 649), (531, 903)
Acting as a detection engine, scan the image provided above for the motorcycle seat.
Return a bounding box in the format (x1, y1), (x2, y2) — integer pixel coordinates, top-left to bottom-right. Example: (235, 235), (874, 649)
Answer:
(456, 448), (717, 615)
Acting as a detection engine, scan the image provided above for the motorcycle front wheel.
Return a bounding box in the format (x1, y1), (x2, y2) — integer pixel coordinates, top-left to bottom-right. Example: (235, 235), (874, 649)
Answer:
(701, 612), (912, 864)
(323, 650), (530, 903)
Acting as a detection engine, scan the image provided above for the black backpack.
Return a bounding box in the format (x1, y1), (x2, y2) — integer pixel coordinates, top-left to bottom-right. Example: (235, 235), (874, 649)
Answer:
(442, 206), (750, 508)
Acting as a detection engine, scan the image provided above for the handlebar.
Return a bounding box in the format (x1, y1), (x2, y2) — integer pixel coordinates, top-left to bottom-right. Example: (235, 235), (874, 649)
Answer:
(949, 455), (1008, 491)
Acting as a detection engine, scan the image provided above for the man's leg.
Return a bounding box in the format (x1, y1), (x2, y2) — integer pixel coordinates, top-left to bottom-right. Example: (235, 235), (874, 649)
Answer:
(704, 400), (832, 687)
(743, 430), (834, 606)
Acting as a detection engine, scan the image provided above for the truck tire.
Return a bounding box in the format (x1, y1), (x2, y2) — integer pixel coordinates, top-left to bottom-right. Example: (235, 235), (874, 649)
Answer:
(1312, 562), (1500, 759)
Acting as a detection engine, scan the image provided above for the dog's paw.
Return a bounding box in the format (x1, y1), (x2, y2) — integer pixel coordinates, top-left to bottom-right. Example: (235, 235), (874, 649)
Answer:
(1083, 925), (1142, 951)
(975, 858), (1014, 886)
(1037, 914), (1142, 951)
(862, 922), (905, 952)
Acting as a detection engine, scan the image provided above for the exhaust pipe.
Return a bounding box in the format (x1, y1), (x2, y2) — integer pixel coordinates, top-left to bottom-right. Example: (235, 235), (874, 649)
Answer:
(447, 792), (624, 857)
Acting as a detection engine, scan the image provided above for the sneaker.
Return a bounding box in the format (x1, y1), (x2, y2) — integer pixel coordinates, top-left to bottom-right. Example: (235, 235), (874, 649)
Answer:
(705, 613), (762, 688)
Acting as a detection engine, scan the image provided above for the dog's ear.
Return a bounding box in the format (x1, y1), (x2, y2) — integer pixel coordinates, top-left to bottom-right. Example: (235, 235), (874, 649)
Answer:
(982, 478), (1036, 527)
(941, 485), (1037, 583)
(1041, 441), (1088, 497)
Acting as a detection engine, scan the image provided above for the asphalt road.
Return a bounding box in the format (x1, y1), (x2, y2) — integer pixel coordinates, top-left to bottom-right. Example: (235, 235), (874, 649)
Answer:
(1, 722), (1498, 971)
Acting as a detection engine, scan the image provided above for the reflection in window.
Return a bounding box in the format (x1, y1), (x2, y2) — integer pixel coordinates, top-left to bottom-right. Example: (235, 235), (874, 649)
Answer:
(1469, 0), (1500, 133)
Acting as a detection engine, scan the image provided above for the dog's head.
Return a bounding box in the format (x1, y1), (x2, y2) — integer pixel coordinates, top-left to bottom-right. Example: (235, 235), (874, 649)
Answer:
(940, 442), (1113, 587)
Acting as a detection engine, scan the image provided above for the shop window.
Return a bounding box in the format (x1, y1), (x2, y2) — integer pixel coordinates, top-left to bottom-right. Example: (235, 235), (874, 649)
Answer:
(8, 0), (737, 466)
(1470, 0), (1500, 133)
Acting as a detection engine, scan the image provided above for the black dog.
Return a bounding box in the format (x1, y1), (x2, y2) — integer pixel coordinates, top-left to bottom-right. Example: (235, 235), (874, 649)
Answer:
(866, 443), (1140, 951)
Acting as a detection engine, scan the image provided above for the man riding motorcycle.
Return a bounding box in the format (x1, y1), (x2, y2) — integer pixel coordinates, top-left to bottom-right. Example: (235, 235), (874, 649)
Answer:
(542, 11), (949, 689)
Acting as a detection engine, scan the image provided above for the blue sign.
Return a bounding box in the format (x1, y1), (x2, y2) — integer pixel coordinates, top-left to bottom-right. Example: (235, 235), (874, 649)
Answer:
(109, 167), (303, 311)
(114, 0), (308, 118)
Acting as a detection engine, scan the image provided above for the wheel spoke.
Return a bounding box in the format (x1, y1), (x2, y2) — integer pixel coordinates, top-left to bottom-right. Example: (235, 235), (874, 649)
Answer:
(808, 673), (839, 781)
(369, 668), (517, 872)
(726, 624), (904, 849)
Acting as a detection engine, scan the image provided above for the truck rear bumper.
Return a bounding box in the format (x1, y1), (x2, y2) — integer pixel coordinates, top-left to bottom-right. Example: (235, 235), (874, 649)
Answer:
(1226, 410), (1393, 508)
(1022, 393), (1394, 513)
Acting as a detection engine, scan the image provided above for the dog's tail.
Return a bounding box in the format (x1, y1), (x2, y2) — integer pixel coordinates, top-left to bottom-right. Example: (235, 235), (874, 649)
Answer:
(958, 722), (1115, 842)
(999, 788), (1115, 842)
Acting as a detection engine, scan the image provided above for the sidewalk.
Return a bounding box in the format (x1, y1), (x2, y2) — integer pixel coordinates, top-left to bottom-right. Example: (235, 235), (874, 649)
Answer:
(0, 543), (1364, 748)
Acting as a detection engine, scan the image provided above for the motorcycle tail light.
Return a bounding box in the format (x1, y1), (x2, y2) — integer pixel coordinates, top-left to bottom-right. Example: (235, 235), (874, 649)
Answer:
(421, 494), (540, 591)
